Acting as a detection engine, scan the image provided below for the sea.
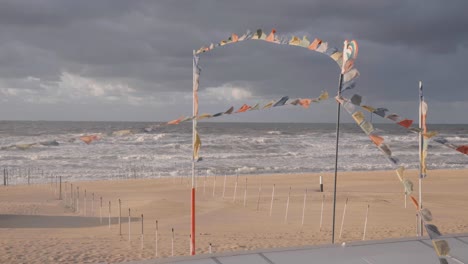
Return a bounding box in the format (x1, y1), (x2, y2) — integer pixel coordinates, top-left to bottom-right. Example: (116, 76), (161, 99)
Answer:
(0, 121), (467, 184)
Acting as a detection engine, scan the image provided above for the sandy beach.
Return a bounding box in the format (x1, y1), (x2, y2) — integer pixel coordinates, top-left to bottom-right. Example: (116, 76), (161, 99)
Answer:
(1, 169), (467, 263)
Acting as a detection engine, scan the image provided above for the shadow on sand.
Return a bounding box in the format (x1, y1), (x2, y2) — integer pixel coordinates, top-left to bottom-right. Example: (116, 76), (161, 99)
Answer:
(0, 214), (141, 228)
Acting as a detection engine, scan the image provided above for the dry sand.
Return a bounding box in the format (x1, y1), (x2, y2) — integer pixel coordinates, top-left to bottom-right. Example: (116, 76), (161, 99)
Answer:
(1, 169), (467, 263)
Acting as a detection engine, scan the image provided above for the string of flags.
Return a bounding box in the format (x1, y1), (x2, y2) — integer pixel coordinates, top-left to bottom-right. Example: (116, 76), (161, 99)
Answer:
(0, 91), (329, 151)
(336, 94), (462, 264)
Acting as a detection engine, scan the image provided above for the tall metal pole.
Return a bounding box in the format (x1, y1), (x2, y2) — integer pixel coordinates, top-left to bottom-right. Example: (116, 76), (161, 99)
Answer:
(191, 50), (198, 255)
(418, 81), (424, 236)
(331, 71), (344, 244)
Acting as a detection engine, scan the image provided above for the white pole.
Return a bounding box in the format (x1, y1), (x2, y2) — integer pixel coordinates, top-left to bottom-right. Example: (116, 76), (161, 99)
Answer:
(212, 174), (216, 197)
(243, 177), (247, 207)
(128, 208), (131, 242)
(119, 199), (122, 236)
(171, 228), (175, 257)
(301, 188), (307, 226)
(203, 173), (206, 195)
(222, 174), (227, 199)
(256, 182), (262, 211)
(92, 193), (94, 216)
(363, 204), (370, 240)
(155, 220), (158, 258)
(209, 243), (212, 254)
(233, 173), (239, 203)
(418, 80), (424, 237)
(84, 190), (87, 216)
(108, 201), (111, 229)
(76, 187), (80, 214)
(320, 176), (323, 192)
(405, 193), (407, 209)
(100, 197), (103, 224)
(141, 214), (144, 250)
(284, 187), (291, 224)
(339, 198), (348, 239)
(270, 184), (275, 216)
(320, 194), (325, 230)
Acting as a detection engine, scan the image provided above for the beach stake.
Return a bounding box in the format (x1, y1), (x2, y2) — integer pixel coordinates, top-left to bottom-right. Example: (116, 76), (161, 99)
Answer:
(320, 194), (325, 231)
(71, 183), (74, 211)
(141, 214), (144, 250)
(256, 182), (262, 211)
(209, 243), (212, 254)
(270, 184), (275, 216)
(76, 187), (80, 214)
(405, 193), (407, 209)
(108, 201), (111, 229)
(362, 204), (370, 240)
(339, 198), (349, 239)
(171, 228), (175, 257)
(119, 199), (122, 236)
(155, 220), (158, 258)
(128, 208), (131, 242)
(59, 176), (62, 200)
(100, 196), (103, 224)
(203, 173), (206, 195)
(301, 188), (307, 226)
(212, 174), (216, 197)
(84, 190), (87, 216)
(91, 193), (94, 216)
(320, 176), (323, 192)
(284, 187), (291, 224)
(222, 174), (227, 199)
(233, 173), (239, 203)
(243, 177), (248, 207)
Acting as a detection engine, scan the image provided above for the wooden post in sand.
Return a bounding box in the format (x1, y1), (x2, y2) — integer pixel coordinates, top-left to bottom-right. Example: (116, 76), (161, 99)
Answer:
(100, 197), (103, 224)
(320, 176), (323, 192)
(84, 190), (87, 216)
(301, 188), (307, 226)
(233, 173), (239, 203)
(405, 193), (407, 209)
(243, 177), (248, 207)
(155, 220), (158, 258)
(3, 167), (6, 186)
(108, 201), (111, 229)
(339, 198), (349, 239)
(91, 193), (94, 216)
(141, 214), (144, 249)
(222, 174), (227, 199)
(209, 243), (212, 254)
(269, 184), (275, 216)
(362, 204), (370, 240)
(284, 187), (291, 223)
(256, 182), (262, 211)
(70, 183), (74, 211)
(128, 208), (131, 242)
(59, 176), (62, 200)
(320, 194), (325, 230)
(76, 187), (80, 214)
(212, 174), (216, 197)
(119, 199), (122, 236)
(171, 228), (175, 257)
(203, 173), (206, 195)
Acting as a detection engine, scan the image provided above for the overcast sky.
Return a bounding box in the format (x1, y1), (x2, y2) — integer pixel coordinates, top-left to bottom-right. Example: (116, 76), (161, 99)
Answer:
(1, 0), (467, 123)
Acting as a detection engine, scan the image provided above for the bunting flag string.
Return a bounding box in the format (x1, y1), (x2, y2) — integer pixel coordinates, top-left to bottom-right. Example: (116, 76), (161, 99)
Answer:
(337, 94), (455, 264)
(342, 94), (468, 156)
(194, 28), (355, 76)
(0, 91), (329, 150)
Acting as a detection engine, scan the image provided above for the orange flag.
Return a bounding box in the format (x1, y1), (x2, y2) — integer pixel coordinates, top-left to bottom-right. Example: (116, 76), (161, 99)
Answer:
(298, 99), (312, 109)
(235, 104), (251, 113)
(80, 135), (99, 144)
(265, 29), (276, 42)
(410, 195), (419, 209)
(167, 116), (185, 125)
(231, 33), (239, 42)
(369, 134), (384, 146)
(308, 38), (322, 50)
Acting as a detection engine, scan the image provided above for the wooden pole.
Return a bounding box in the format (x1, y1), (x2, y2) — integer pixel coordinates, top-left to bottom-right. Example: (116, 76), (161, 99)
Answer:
(119, 199), (122, 236)
(71, 183), (74, 211)
(76, 187), (80, 214)
(243, 177), (248, 207)
(108, 201), (111, 229)
(284, 187), (291, 224)
(84, 190), (87, 216)
(301, 188), (307, 226)
(222, 174), (227, 199)
(171, 228), (175, 257)
(155, 220), (158, 258)
(269, 184), (275, 216)
(212, 174), (216, 197)
(339, 198), (349, 239)
(320, 194), (325, 231)
(92, 193), (94, 216)
(100, 197), (103, 224)
(59, 176), (62, 200)
(203, 173), (206, 195)
(141, 214), (144, 249)
(233, 173), (239, 203)
(256, 182), (262, 211)
(209, 243), (212, 254)
(363, 204), (370, 240)
(320, 176), (323, 192)
(128, 208), (131, 242)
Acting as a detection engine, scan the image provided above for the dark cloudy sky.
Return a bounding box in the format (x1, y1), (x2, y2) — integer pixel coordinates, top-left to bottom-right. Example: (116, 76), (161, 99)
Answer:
(1, 0), (467, 123)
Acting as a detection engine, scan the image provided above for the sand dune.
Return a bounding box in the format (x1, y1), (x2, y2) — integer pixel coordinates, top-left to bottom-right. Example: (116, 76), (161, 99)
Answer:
(1, 169), (467, 263)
